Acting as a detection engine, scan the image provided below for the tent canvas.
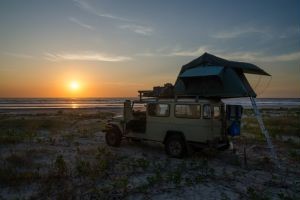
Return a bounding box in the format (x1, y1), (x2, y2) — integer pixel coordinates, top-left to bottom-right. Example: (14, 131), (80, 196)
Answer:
(174, 52), (270, 98)
(179, 52), (270, 76)
(179, 66), (224, 78)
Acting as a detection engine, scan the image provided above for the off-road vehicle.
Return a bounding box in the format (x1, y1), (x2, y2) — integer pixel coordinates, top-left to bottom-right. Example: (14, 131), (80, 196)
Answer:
(103, 93), (242, 158)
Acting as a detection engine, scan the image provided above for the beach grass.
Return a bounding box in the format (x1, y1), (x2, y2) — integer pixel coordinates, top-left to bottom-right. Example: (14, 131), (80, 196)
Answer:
(0, 108), (299, 199)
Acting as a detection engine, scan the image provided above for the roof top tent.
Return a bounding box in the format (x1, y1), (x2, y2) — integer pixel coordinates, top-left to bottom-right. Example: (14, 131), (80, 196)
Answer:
(173, 52), (280, 168)
(174, 52), (270, 98)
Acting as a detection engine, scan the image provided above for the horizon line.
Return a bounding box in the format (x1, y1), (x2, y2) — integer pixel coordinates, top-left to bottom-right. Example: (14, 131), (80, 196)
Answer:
(0, 97), (299, 99)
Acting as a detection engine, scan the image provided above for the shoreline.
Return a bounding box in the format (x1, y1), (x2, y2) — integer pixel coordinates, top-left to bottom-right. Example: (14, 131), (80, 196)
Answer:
(0, 104), (299, 115)
(0, 107), (123, 115)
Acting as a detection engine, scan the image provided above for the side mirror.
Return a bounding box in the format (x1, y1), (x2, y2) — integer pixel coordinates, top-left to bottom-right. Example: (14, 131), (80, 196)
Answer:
(124, 100), (133, 123)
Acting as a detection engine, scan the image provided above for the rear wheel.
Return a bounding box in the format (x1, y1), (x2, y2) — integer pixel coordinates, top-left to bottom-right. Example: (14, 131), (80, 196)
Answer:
(165, 135), (187, 158)
(105, 127), (122, 147)
(218, 141), (230, 151)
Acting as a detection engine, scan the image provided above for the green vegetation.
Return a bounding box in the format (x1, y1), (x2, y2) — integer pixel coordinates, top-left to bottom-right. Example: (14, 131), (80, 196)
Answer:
(0, 167), (40, 187)
(288, 150), (300, 161)
(0, 129), (35, 144)
(242, 108), (300, 140)
(0, 117), (67, 132)
(75, 159), (92, 177)
(54, 155), (68, 178)
(247, 186), (270, 200)
(5, 153), (34, 168)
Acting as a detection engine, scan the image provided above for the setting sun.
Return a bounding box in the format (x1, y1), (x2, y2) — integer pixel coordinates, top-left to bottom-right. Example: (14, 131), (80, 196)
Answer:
(70, 81), (80, 91)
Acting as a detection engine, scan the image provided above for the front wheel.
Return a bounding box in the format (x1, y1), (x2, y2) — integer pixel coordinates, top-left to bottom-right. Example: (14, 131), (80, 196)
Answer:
(105, 127), (122, 147)
(165, 135), (187, 158)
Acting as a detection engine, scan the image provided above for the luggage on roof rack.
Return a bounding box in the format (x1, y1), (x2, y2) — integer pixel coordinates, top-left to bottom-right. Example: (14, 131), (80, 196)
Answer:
(138, 83), (174, 100)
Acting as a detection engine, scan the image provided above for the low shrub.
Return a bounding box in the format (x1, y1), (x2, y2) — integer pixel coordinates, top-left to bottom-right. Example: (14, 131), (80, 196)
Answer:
(54, 155), (68, 178)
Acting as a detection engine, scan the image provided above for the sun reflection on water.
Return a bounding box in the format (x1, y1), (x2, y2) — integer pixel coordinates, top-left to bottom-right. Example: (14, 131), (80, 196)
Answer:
(71, 103), (78, 109)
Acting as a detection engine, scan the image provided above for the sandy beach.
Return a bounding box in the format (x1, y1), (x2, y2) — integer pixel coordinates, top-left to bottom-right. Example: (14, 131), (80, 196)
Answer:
(0, 106), (299, 199)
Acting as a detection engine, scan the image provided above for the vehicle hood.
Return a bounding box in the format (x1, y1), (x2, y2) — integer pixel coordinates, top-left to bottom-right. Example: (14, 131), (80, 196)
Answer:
(112, 115), (124, 121)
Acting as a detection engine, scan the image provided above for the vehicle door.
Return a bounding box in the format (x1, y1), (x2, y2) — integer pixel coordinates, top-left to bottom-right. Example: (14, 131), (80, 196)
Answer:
(212, 105), (222, 138)
(202, 104), (213, 140)
(146, 103), (171, 141)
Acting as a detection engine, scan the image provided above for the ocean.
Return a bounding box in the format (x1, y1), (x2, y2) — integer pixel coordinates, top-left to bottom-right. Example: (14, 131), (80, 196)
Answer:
(0, 98), (299, 110)
(0, 98), (134, 110)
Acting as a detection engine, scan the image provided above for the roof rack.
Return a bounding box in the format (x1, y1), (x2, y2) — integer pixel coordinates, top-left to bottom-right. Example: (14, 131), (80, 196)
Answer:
(137, 90), (220, 103)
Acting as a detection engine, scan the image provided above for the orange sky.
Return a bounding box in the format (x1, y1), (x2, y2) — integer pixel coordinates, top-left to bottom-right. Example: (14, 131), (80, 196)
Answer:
(0, 56), (300, 98)
(0, 0), (299, 98)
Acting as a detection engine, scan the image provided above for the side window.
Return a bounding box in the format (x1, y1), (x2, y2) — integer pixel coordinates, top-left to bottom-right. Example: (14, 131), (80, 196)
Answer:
(213, 106), (220, 119)
(147, 103), (170, 117)
(175, 104), (201, 118)
(133, 103), (146, 112)
(203, 104), (212, 119)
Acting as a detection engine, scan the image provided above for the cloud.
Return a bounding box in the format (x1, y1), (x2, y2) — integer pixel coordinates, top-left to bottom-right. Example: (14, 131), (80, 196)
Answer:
(212, 27), (270, 39)
(74, 0), (132, 22)
(68, 17), (94, 30)
(119, 24), (153, 35)
(270, 51), (300, 62)
(44, 52), (132, 62)
(139, 45), (300, 63)
(279, 25), (299, 39)
(3, 52), (34, 59)
(218, 51), (300, 62)
(136, 46), (209, 57)
(135, 52), (157, 57)
(103, 82), (143, 87)
(168, 46), (210, 57)
(74, 0), (154, 36)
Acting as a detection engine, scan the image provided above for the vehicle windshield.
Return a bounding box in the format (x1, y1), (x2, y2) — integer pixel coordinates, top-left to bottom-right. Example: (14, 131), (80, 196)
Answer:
(132, 103), (146, 112)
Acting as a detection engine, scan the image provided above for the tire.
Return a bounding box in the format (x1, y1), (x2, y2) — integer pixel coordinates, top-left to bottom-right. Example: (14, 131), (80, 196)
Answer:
(165, 135), (187, 158)
(131, 138), (142, 143)
(105, 127), (122, 147)
(218, 141), (230, 151)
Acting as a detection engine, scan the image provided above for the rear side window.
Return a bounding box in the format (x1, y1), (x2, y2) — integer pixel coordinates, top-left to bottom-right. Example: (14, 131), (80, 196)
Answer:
(175, 104), (201, 118)
(203, 104), (212, 119)
(213, 106), (220, 119)
(147, 103), (170, 117)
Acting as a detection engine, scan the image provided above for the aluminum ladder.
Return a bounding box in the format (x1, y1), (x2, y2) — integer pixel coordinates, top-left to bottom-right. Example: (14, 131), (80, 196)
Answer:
(249, 96), (280, 168)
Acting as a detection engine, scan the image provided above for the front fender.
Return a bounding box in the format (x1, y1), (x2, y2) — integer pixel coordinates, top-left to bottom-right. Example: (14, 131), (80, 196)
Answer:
(103, 122), (123, 135)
